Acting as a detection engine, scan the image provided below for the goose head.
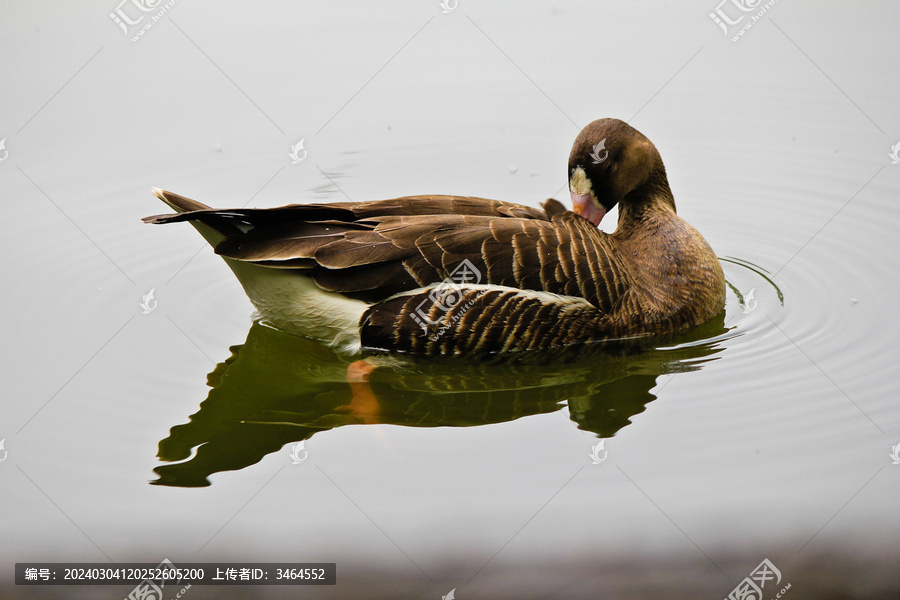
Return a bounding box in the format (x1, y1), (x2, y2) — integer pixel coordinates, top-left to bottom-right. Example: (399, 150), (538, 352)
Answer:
(568, 118), (673, 227)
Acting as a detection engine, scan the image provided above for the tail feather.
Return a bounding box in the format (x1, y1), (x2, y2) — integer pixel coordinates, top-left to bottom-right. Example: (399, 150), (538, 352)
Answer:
(144, 188), (238, 247)
(151, 188), (211, 213)
(143, 188), (368, 350)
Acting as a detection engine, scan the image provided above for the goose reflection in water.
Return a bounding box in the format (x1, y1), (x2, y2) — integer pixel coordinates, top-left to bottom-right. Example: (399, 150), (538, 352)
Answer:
(152, 313), (729, 487)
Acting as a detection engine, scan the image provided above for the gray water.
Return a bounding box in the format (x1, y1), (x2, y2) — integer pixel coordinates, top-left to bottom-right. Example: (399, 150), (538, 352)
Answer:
(2, 1), (899, 599)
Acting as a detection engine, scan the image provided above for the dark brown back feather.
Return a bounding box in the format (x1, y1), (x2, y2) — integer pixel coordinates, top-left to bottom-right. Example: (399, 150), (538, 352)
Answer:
(151, 193), (634, 310)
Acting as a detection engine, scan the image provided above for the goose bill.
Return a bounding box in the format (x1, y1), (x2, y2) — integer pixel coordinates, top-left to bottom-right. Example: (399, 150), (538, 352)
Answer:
(570, 192), (606, 226)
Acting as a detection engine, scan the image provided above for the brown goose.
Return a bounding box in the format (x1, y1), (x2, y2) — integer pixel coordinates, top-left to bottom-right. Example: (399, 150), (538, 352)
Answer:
(143, 118), (725, 355)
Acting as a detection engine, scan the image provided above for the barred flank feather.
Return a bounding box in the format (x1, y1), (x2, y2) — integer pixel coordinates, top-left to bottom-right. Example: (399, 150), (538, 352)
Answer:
(360, 286), (636, 356)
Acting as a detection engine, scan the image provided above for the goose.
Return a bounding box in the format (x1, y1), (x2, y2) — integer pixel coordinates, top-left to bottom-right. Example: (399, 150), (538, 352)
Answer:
(143, 118), (725, 356)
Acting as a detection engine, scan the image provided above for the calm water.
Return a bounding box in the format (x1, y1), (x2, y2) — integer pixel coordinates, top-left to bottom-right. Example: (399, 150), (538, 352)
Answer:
(2, 1), (899, 599)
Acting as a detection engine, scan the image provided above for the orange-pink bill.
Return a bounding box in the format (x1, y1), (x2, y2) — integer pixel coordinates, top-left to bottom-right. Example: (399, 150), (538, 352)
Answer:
(570, 192), (606, 226)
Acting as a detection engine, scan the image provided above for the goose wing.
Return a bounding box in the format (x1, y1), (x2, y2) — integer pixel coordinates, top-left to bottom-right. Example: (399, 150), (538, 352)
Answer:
(144, 190), (632, 310)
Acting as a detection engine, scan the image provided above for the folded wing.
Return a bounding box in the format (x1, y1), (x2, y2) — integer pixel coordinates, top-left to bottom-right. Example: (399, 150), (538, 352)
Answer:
(143, 190), (632, 311)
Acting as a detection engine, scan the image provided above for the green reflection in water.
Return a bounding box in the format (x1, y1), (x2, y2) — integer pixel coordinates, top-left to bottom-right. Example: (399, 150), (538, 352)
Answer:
(153, 314), (730, 487)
